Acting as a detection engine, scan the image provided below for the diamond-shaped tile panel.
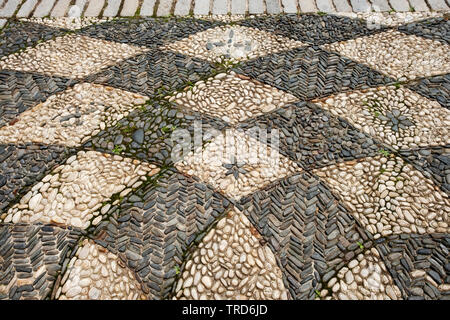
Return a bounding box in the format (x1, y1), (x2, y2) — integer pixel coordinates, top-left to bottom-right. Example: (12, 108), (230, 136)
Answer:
(175, 128), (301, 201)
(321, 30), (450, 81)
(237, 14), (385, 46)
(239, 101), (382, 170)
(0, 83), (148, 147)
(161, 25), (306, 63)
(168, 71), (298, 125)
(313, 86), (450, 151)
(322, 248), (402, 300)
(0, 151), (159, 229)
(0, 224), (80, 300)
(173, 209), (290, 300)
(233, 46), (393, 102)
(314, 155), (449, 239)
(56, 240), (146, 300)
(0, 34), (149, 79)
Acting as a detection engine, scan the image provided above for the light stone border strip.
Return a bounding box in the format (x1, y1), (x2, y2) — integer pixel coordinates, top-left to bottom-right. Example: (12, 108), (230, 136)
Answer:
(1, 0), (449, 18)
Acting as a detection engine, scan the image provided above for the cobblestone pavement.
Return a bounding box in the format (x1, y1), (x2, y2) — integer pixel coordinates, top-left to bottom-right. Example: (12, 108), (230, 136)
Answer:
(0, 11), (449, 301)
(0, 0), (450, 20)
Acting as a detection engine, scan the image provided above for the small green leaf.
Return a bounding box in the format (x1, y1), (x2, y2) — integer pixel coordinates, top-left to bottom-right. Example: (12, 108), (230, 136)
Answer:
(314, 289), (321, 298)
(357, 241), (364, 250)
(378, 149), (390, 157)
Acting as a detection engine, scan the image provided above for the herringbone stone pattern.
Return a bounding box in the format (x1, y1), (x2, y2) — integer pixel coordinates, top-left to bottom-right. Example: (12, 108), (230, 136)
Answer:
(239, 172), (372, 300)
(0, 223), (81, 300)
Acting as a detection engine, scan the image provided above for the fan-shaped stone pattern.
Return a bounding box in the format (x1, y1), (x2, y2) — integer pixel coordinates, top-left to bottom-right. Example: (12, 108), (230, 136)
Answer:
(84, 99), (227, 167)
(0, 144), (70, 211)
(321, 30), (450, 81)
(239, 101), (382, 170)
(0, 34), (150, 79)
(237, 14), (385, 45)
(84, 49), (216, 99)
(239, 172), (372, 300)
(0, 70), (77, 128)
(313, 86), (450, 151)
(92, 171), (232, 300)
(407, 74), (450, 110)
(1, 150), (159, 229)
(314, 156), (449, 239)
(232, 46), (393, 101)
(398, 17), (450, 45)
(174, 209), (289, 300)
(0, 83), (148, 147)
(323, 248), (402, 300)
(56, 240), (146, 300)
(175, 128), (301, 201)
(375, 233), (449, 300)
(78, 17), (222, 49)
(399, 146), (450, 193)
(0, 20), (67, 58)
(168, 71), (298, 125)
(162, 24), (306, 64)
(0, 224), (80, 300)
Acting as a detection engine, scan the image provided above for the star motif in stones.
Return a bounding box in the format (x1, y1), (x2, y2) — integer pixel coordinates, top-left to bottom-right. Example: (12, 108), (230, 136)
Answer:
(222, 156), (248, 180)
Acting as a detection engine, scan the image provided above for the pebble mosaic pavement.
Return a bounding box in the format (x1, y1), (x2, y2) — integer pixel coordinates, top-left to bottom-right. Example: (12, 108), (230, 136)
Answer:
(0, 13), (449, 301)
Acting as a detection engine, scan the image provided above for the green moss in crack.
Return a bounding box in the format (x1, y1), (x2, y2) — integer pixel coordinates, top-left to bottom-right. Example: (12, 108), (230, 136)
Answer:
(356, 241), (364, 250)
(378, 148), (390, 157)
(174, 265), (181, 275)
(112, 145), (124, 154)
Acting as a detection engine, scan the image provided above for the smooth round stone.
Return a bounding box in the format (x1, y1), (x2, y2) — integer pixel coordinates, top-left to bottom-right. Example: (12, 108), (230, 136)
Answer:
(88, 287), (101, 299)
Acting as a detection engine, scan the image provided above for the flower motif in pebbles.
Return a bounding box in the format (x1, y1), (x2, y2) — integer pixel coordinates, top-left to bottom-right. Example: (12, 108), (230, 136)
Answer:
(57, 240), (146, 300)
(162, 25), (305, 63)
(175, 129), (301, 200)
(314, 86), (450, 150)
(168, 72), (298, 125)
(323, 248), (402, 300)
(0, 83), (148, 147)
(223, 156), (248, 180)
(314, 155), (449, 239)
(321, 30), (450, 80)
(0, 151), (159, 229)
(0, 34), (149, 79)
(174, 209), (289, 300)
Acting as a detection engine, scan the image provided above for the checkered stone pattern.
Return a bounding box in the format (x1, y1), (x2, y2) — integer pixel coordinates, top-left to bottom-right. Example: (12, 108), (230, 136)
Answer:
(0, 14), (449, 301)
